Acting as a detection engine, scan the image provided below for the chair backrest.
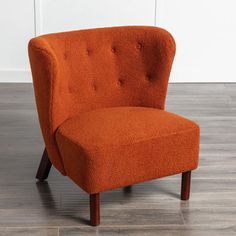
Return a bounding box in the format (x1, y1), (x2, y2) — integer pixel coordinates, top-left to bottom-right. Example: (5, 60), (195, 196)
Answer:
(28, 26), (176, 174)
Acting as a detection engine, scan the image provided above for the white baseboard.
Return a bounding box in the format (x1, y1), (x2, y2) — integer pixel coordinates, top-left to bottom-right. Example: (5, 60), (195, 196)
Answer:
(0, 70), (235, 83)
(0, 70), (32, 83)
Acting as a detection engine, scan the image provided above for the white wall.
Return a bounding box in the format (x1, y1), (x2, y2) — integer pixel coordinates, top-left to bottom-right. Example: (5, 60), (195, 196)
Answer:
(0, 0), (236, 83)
(0, 0), (35, 82)
(157, 0), (236, 82)
(36, 0), (155, 35)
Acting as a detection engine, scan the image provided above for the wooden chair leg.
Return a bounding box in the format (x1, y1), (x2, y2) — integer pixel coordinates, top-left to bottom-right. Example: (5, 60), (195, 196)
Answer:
(123, 185), (132, 194)
(36, 148), (52, 181)
(90, 193), (100, 226)
(181, 171), (191, 200)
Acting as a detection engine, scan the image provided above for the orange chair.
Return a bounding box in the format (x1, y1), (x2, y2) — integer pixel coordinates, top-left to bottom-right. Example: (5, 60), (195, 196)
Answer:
(28, 26), (200, 226)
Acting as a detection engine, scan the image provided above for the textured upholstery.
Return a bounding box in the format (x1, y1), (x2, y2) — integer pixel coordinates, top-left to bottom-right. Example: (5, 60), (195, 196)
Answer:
(28, 26), (200, 193)
(56, 107), (199, 193)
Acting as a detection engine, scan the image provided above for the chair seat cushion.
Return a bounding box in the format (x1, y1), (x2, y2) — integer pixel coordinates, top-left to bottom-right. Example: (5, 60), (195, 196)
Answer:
(56, 106), (200, 193)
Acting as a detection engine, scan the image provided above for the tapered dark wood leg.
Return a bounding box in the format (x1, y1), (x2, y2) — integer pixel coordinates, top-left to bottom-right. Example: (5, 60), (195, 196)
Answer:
(181, 171), (191, 200)
(123, 185), (132, 193)
(36, 148), (52, 181)
(90, 193), (100, 226)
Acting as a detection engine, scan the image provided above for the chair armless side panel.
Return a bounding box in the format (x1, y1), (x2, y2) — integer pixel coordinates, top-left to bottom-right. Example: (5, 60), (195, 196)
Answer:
(28, 38), (67, 175)
(139, 27), (176, 110)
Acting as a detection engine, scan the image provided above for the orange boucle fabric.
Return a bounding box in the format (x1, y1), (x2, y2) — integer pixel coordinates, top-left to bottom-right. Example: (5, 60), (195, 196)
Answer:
(28, 26), (200, 193)
(56, 107), (199, 193)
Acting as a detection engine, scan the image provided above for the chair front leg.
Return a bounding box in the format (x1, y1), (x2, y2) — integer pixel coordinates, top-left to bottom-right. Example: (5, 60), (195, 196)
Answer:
(90, 193), (100, 226)
(36, 148), (52, 181)
(181, 171), (191, 200)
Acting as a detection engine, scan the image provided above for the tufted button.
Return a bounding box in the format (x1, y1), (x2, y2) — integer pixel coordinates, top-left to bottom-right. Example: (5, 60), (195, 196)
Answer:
(63, 53), (68, 60)
(92, 83), (97, 91)
(117, 79), (125, 87)
(86, 49), (92, 56)
(136, 42), (143, 50)
(145, 74), (153, 81)
(111, 47), (117, 53)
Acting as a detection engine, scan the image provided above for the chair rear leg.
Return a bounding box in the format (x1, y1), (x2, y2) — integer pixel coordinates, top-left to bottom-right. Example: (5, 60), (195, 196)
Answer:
(36, 148), (52, 181)
(90, 193), (100, 226)
(123, 185), (132, 193)
(181, 171), (191, 200)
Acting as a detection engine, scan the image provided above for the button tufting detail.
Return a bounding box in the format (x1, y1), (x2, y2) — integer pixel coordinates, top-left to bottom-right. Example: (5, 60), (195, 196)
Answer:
(145, 74), (153, 81)
(136, 42), (143, 50)
(92, 83), (97, 91)
(111, 47), (117, 53)
(63, 53), (68, 60)
(86, 49), (92, 55)
(117, 79), (125, 87)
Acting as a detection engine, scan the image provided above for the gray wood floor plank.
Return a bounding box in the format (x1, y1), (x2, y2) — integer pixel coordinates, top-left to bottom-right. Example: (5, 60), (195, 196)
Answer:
(182, 208), (236, 226)
(0, 228), (58, 236)
(59, 226), (236, 236)
(0, 208), (183, 227)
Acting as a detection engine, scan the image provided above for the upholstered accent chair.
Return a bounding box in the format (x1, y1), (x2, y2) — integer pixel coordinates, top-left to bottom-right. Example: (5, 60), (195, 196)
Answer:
(28, 26), (200, 226)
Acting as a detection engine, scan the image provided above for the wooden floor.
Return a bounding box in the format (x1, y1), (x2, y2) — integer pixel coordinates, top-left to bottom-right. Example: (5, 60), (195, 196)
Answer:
(0, 83), (236, 235)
